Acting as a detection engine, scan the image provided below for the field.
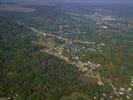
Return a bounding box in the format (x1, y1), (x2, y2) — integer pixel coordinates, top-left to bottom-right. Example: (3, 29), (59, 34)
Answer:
(0, 4), (35, 13)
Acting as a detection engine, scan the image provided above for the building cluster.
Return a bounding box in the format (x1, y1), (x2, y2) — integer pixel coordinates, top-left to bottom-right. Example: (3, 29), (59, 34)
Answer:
(66, 44), (86, 53)
(118, 77), (133, 99)
(78, 61), (101, 73)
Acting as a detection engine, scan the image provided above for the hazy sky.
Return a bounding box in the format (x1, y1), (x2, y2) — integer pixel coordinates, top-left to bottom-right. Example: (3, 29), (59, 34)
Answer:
(1, 0), (133, 4)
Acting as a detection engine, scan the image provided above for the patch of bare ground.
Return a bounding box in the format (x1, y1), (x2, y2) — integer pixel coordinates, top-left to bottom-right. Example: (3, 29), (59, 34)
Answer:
(79, 74), (98, 84)
(0, 4), (36, 13)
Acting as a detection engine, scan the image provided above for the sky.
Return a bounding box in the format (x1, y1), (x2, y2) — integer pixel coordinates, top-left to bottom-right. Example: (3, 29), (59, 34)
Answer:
(1, 0), (133, 4)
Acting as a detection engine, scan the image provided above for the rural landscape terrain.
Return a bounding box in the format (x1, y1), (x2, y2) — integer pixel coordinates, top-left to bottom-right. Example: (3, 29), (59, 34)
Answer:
(0, 1), (133, 100)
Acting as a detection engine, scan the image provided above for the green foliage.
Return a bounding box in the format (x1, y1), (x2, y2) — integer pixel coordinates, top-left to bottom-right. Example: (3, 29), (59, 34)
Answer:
(0, 17), (80, 99)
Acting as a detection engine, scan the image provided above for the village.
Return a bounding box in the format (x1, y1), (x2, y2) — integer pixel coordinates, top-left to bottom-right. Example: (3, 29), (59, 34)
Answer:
(29, 26), (106, 86)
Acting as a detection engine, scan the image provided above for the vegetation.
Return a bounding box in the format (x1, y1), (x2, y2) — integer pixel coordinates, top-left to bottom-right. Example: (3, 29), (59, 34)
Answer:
(0, 3), (133, 100)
